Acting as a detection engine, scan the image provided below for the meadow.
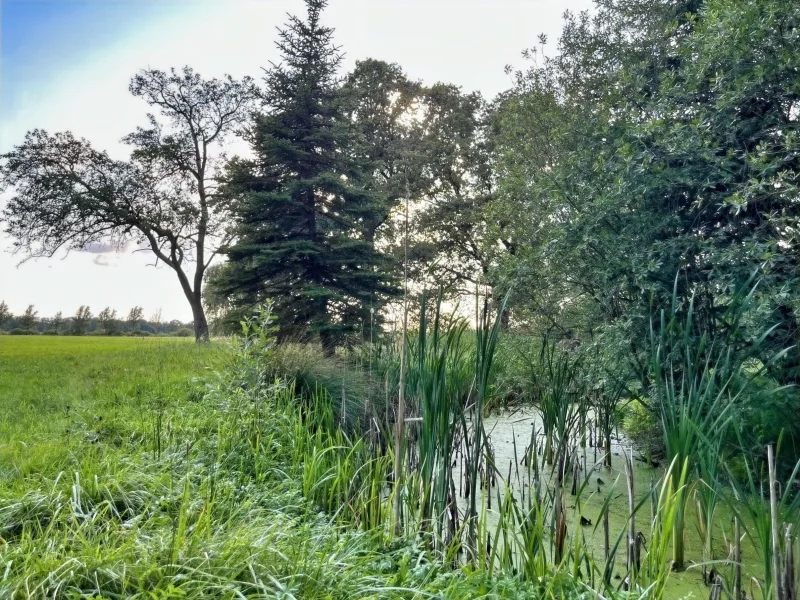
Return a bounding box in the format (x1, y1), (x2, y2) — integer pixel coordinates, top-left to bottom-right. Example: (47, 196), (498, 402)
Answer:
(0, 334), (574, 598)
(0, 336), (228, 487)
(0, 330), (795, 600)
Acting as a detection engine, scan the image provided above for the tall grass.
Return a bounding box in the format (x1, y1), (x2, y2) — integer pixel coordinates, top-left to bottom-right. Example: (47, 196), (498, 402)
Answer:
(726, 441), (800, 600)
(647, 276), (787, 571)
(466, 289), (509, 561)
(694, 425), (726, 584)
(1, 319), (602, 599)
(521, 337), (586, 468)
(8, 293), (799, 599)
(414, 290), (470, 544)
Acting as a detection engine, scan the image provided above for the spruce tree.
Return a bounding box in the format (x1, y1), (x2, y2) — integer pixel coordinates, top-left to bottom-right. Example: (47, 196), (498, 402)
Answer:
(218, 0), (396, 350)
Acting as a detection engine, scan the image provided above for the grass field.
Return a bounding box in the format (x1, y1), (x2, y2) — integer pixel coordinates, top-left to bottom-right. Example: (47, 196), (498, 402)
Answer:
(0, 335), (571, 598)
(0, 336), (778, 599)
(0, 336), (230, 489)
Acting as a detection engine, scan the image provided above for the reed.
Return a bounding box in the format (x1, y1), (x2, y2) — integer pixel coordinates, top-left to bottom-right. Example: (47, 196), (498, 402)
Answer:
(649, 286), (746, 570)
(415, 289), (471, 544)
(466, 289), (509, 561)
(726, 442), (800, 600)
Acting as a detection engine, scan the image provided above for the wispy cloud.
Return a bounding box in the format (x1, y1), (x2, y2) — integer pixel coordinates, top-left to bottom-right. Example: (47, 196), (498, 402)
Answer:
(81, 241), (126, 254)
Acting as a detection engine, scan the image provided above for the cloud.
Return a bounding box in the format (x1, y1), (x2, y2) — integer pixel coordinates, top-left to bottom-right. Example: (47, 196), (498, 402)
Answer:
(81, 241), (125, 254)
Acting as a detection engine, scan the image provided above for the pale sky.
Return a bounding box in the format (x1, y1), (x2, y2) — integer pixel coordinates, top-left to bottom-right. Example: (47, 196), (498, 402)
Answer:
(0, 0), (593, 321)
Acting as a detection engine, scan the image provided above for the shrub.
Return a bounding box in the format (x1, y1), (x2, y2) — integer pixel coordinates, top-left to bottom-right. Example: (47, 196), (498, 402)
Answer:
(622, 398), (664, 459)
(8, 328), (37, 336)
(130, 330), (153, 337)
(175, 328), (193, 337)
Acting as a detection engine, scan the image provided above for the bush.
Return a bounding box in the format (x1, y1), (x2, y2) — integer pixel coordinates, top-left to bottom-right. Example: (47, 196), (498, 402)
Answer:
(42, 330), (60, 336)
(175, 328), (193, 337)
(622, 398), (664, 459)
(9, 328), (37, 336)
(130, 330), (153, 337)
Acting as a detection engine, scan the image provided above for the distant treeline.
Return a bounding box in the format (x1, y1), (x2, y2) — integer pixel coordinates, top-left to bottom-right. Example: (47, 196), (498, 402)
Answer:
(0, 301), (193, 336)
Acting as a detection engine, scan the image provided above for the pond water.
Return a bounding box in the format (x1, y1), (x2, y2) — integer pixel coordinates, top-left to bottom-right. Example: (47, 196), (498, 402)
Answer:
(423, 406), (764, 600)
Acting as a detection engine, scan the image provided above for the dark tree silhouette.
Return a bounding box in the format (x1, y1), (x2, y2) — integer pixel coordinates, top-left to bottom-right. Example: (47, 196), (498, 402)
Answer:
(0, 67), (256, 342)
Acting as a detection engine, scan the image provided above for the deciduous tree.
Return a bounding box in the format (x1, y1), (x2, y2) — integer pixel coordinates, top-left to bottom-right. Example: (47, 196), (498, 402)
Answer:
(99, 307), (120, 335)
(409, 85), (496, 296)
(0, 301), (10, 329)
(127, 306), (144, 332)
(51, 311), (64, 334)
(151, 308), (163, 334)
(72, 305), (92, 335)
(19, 304), (37, 330)
(0, 68), (257, 342)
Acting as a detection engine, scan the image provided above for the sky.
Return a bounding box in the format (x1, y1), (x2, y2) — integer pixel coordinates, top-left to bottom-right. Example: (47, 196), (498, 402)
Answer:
(0, 0), (593, 322)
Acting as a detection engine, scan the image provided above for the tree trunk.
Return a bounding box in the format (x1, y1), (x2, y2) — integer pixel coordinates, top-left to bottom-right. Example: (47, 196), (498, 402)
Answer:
(190, 296), (210, 343)
(171, 261), (209, 343)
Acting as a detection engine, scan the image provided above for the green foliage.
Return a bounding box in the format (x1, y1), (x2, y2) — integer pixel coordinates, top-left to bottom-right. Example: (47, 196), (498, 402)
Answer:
(646, 276), (793, 569)
(623, 400), (664, 459)
(488, 0), (800, 472)
(0, 300), (10, 329)
(98, 306), (120, 335)
(18, 304), (37, 330)
(405, 86), (499, 295)
(216, 0), (397, 350)
(126, 305), (144, 332)
(71, 305), (92, 335)
(8, 328), (36, 336)
(726, 444), (800, 600)
(49, 310), (64, 334)
(275, 343), (375, 427)
(0, 328), (596, 599)
(523, 337), (586, 466)
(413, 290), (470, 543)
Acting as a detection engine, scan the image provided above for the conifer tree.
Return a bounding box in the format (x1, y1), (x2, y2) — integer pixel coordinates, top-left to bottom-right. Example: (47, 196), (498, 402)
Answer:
(217, 0), (396, 350)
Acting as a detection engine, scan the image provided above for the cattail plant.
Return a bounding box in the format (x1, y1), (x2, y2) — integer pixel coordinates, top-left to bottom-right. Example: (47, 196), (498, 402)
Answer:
(649, 279), (764, 570)
(415, 289), (471, 544)
(727, 444), (800, 600)
(694, 426), (727, 584)
(466, 289), (509, 562)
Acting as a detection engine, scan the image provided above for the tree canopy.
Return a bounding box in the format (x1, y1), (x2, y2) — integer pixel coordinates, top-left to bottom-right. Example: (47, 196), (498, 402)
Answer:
(0, 67), (256, 341)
